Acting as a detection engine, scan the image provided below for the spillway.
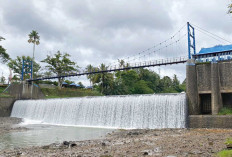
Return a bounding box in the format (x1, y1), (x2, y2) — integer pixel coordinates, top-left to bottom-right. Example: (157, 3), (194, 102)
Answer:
(11, 94), (187, 129)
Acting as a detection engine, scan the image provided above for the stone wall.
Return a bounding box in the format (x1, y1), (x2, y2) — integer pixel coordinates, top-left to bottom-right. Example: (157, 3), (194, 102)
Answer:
(219, 62), (232, 91)
(0, 97), (16, 117)
(6, 83), (45, 99)
(196, 63), (211, 92)
(187, 60), (232, 115)
(189, 115), (232, 128)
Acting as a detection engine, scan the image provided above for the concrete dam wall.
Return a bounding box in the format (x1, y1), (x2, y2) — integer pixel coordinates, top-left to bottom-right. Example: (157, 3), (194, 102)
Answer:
(187, 60), (232, 115)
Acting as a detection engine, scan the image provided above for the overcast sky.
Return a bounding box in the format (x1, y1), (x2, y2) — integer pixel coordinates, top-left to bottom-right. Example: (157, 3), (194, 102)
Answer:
(0, 0), (232, 85)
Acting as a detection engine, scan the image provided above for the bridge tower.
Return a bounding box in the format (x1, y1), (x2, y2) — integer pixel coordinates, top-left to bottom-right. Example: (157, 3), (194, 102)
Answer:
(187, 22), (196, 59)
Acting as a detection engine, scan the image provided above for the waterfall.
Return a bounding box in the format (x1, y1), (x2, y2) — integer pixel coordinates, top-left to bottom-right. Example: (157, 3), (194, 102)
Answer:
(11, 94), (187, 129)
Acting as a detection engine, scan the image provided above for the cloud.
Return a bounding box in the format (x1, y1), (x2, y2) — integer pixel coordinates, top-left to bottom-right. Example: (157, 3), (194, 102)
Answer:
(0, 0), (231, 84)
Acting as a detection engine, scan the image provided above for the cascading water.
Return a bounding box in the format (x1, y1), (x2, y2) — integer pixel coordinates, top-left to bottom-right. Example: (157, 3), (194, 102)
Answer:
(11, 94), (187, 129)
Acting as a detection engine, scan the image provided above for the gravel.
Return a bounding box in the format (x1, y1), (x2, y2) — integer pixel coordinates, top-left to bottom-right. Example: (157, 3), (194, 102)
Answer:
(0, 124), (231, 156)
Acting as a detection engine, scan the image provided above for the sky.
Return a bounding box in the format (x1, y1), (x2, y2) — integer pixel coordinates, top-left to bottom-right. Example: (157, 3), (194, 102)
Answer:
(0, 0), (232, 85)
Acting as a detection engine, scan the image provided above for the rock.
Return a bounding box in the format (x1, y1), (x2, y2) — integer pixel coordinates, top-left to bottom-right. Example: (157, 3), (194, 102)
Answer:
(42, 145), (50, 149)
(143, 152), (148, 155)
(16, 152), (22, 155)
(70, 143), (77, 147)
(63, 141), (69, 146)
(102, 142), (106, 147)
(226, 144), (232, 149)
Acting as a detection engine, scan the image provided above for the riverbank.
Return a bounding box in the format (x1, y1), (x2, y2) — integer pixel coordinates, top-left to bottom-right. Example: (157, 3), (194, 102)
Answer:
(0, 117), (27, 135)
(0, 119), (231, 157)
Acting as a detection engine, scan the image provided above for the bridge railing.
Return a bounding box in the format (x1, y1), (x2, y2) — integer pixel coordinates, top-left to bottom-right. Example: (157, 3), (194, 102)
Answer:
(28, 56), (188, 81)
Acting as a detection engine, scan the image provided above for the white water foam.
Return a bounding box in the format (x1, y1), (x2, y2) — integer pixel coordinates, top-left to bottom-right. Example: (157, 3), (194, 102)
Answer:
(11, 94), (187, 129)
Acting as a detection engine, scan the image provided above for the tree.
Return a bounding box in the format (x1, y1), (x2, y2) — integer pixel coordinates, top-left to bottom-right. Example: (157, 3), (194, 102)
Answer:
(28, 30), (40, 80)
(78, 82), (85, 88)
(41, 51), (79, 89)
(64, 80), (75, 85)
(0, 36), (10, 63)
(86, 64), (95, 86)
(8, 56), (41, 80)
(0, 46), (10, 63)
(0, 36), (5, 41)
(0, 76), (6, 84)
(28, 30), (40, 59)
(228, 3), (232, 14)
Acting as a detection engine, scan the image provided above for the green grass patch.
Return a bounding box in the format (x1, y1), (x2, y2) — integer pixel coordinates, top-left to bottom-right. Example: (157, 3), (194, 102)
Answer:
(225, 138), (232, 145)
(0, 86), (12, 98)
(0, 87), (6, 93)
(41, 87), (103, 98)
(217, 150), (232, 157)
(218, 108), (232, 115)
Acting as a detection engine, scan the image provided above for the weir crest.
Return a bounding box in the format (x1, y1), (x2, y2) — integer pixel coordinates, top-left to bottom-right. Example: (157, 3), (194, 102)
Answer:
(11, 94), (187, 129)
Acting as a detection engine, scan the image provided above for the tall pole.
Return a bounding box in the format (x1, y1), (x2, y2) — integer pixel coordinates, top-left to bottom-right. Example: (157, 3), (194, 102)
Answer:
(32, 42), (35, 80)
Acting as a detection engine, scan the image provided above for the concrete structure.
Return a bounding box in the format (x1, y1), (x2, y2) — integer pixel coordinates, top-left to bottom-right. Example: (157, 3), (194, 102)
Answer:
(189, 115), (232, 128)
(0, 97), (16, 117)
(6, 82), (45, 99)
(187, 60), (232, 115)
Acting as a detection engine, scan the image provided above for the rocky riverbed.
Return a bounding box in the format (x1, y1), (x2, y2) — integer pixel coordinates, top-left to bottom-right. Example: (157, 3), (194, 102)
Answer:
(0, 117), (27, 135)
(0, 118), (232, 156)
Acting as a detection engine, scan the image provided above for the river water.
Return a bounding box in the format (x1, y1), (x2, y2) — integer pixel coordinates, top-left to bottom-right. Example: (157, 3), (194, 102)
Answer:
(2, 94), (187, 150)
(0, 123), (113, 150)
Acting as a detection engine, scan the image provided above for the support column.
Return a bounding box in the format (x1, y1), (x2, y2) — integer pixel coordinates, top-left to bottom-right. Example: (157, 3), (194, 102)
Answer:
(211, 62), (222, 115)
(186, 59), (200, 115)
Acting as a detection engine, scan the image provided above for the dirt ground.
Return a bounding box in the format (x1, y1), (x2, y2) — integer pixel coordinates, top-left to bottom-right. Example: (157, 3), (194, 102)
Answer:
(0, 117), (231, 157)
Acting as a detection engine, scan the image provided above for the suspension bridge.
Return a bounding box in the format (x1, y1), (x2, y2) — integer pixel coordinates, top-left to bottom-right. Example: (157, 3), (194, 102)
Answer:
(24, 22), (232, 82)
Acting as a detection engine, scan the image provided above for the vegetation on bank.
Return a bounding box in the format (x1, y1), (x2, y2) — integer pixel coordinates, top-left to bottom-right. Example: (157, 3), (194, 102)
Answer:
(217, 138), (232, 157)
(0, 86), (12, 98)
(218, 108), (232, 115)
(41, 88), (103, 99)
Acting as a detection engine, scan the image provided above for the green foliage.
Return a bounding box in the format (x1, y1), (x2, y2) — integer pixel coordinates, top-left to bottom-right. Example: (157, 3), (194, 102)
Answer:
(0, 45), (10, 63)
(28, 30), (40, 45)
(0, 87), (6, 93)
(41, 87), (102, 98)
(8, 56), (41, 80)
(78, 82), (85, 88)
(41, 51), (79, 88)
(86, 60), (186, 95)
(64, 80), (75, 85)
(218, 108), (232, 115)
(217, 150), (232, 157)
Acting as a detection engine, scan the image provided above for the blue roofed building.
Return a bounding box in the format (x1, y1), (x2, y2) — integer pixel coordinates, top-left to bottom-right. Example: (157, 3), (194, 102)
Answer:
(192, 44), (232, 62)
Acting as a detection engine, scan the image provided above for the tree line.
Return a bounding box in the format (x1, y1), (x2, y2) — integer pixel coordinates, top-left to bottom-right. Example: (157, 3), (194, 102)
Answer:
(1, 31), (186, 95)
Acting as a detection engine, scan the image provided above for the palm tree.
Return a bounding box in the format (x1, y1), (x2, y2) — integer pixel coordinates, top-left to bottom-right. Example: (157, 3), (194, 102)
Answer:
(28, 30), (40, 79)
(28, 30), (40, 59)
(86, 64), (94, 86)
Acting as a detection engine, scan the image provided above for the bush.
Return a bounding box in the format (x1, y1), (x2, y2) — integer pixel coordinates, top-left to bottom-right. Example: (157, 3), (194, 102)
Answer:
(41, 87), (103, 98)
(218, 108), (232, 115)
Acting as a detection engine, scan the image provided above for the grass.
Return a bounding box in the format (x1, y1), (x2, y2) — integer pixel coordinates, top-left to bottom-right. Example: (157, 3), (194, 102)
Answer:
(225, 138), (232, 145)
(0, 87), (6, 93)
(217, 138), (232, 157)
(217, 150), (232, 157)
(0, 86), (12, 98)
(218, 108), (232, 115)
(41, 87), (103, 98)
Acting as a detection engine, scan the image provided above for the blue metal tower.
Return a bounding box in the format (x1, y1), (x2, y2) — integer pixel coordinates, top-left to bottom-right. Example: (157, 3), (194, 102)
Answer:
(21, 60), (33, 81)
(187, 22), (196, 59)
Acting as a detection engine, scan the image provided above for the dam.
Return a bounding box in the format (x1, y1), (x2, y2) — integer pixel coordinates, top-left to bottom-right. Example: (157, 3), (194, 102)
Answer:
(11, 94), (187, 129)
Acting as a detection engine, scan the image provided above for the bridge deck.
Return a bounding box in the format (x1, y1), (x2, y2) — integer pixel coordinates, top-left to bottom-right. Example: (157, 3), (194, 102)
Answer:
(28, 57), (188, 82)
